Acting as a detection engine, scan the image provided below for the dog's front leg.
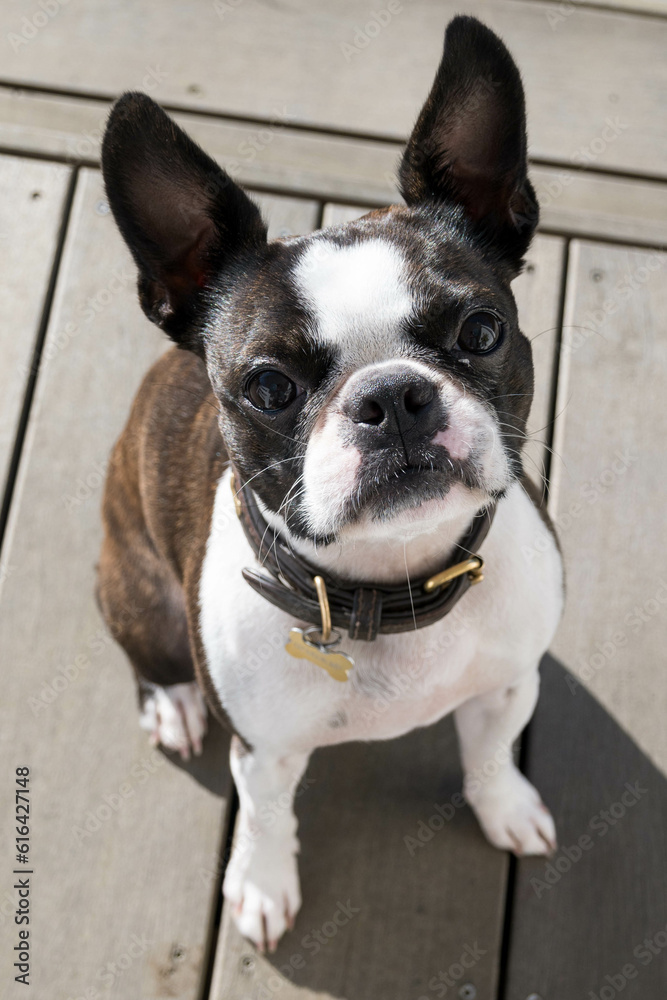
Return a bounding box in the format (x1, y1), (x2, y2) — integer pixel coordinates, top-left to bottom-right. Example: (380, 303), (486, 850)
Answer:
(223, 735), (310, 951)
(454, 669), (557, 856)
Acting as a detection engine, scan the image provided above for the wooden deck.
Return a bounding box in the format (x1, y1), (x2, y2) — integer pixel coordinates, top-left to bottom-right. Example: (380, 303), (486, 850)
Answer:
(0, 2), (666, 997)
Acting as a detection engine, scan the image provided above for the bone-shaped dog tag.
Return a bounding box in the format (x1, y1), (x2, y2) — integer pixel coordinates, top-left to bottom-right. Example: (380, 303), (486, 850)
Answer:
(285, 628), (354, 682)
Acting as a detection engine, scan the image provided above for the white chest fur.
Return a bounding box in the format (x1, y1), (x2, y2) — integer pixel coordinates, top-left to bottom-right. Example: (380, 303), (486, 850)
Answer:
(199, 470), (563, 755)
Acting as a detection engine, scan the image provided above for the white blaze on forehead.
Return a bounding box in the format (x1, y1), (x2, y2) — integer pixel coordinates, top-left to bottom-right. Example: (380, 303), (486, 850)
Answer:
(294, 238), (415, 360)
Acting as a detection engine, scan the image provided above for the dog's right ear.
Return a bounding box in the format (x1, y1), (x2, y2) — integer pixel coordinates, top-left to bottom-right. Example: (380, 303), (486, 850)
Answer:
(102, 92), (267, 351)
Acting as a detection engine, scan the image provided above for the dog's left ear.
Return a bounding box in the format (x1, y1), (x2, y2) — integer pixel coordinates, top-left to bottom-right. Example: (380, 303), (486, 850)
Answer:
(399, 16), (538, 273)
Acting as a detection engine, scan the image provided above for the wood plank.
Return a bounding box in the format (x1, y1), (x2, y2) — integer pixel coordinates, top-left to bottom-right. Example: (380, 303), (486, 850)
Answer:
(3, 90), (667, 248)
(211, 719), (509, 1000)
(0, 0), (666, 178)
(207, 228), (564, 999)
(253, 193), (320, 238)
(0, 154), (70, 505)
(320, 202), (367, 227)
(0, 86), (402, 207)
(505, 240), (667, 997)
(532, 164), (667, 248)
(302, 170), (667, 251)
(534, 0), (667, 17)
(505, 656), (667, 998)
(550, 241), (667, 768)
(0, 168), (232, 999)
(513, 235), (566, 489)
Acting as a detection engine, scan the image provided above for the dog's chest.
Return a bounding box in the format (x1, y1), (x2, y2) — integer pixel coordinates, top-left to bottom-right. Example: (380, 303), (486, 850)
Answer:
(198, 471), (562, 752)
(204, 596), (477, 750)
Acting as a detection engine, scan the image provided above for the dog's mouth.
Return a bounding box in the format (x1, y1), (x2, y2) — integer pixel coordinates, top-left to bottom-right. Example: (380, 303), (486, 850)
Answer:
(339, 446), (484, 526)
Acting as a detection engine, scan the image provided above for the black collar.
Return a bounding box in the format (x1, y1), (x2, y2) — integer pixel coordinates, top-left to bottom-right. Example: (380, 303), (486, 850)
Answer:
(231, 467), (496, 642)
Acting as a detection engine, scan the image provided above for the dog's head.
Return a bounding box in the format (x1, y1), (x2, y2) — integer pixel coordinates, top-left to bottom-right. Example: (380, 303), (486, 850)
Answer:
(102, 16), (538, 545)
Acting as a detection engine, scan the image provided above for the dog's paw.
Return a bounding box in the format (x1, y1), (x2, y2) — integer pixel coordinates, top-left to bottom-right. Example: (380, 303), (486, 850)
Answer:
(223, 837), (301, 952)
(139, 681), (207, 760)
(466, 767), (557, 857)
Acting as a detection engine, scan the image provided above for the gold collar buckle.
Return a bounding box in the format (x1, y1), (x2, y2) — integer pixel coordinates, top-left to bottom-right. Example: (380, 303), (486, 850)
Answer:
(423, 556), (484, 594)
(313, 575), (332, 643)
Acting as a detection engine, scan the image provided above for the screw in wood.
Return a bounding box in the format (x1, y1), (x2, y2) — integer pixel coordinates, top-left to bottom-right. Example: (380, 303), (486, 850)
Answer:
(240, 954), (255, 973)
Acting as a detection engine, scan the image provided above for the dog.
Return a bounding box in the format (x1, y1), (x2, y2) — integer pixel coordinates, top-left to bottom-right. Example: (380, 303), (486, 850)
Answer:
(97, 15), (563, 952)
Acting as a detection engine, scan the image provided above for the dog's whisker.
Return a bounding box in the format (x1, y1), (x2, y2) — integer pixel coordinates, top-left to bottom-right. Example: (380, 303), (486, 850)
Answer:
(236, 456), (303, 495)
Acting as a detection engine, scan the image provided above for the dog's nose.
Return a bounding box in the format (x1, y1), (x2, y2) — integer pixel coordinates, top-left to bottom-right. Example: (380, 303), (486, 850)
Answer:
(342, 368), (440, 439)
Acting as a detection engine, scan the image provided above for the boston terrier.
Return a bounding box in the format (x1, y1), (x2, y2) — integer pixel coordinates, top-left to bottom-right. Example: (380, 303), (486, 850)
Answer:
(97, 15), (563, 951)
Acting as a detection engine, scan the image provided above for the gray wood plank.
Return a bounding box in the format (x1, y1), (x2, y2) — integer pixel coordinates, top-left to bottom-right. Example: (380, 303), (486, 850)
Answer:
(3, 89), (667, 248)
(0, 168), (232, 999)
(208, 228), (564, 999)
(0, 154), (71, 504)
(253, 193), (320, 239)
(533, 165), (667, 248)
(321, 203), (368, 227)
(532, 0), (667, 15)
(211, 720), (509, 1000)
(513, 235), (566, 490)
(0, 0), (666, 178)
(505, 241), (667, 997)
(0, 86), (402, 207)
(506, 656), (667, 998)
(320, 169), (667, 248)
(550, 241), (667, 768)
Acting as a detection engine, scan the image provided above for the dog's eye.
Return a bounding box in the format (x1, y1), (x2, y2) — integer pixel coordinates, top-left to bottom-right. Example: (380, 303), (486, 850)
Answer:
(245, 370), (299, 412)
(457, 312), (502, 354)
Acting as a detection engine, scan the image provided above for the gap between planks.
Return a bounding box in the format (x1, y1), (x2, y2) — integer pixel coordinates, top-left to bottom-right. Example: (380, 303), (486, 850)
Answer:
(1, 86), (667, 249)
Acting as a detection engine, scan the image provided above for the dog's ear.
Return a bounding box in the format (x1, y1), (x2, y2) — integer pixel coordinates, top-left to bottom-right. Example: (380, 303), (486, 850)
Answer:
(399, 16), (538, 272)
(102, 92), (267, 350)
